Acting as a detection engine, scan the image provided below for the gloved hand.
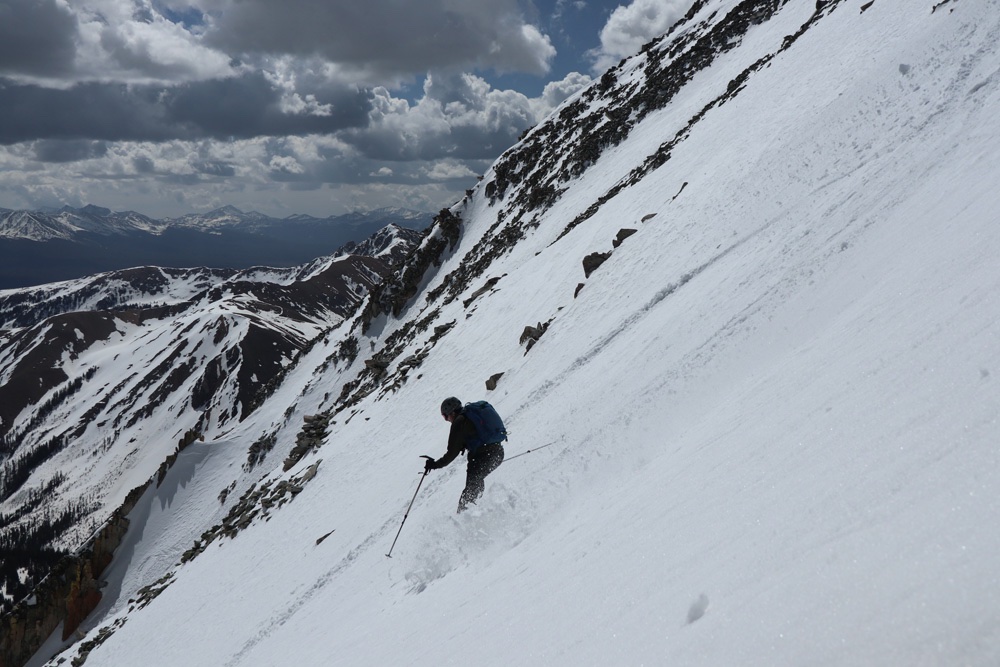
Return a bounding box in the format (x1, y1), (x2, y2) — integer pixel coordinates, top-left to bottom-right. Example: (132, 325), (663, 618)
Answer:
(423, 456), (437, 472)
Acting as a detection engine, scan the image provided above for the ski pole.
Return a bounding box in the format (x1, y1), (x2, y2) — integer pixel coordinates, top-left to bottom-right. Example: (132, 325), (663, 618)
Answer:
(502, 441), (558, 464)
(386, 457), (433, 558)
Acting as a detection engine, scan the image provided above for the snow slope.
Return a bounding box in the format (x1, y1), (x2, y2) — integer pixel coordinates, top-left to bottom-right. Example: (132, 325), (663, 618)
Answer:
(35, 0), (1000, 665)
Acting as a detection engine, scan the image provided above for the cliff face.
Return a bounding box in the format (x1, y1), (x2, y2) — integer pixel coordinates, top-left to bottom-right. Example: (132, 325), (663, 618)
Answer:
(1, 482), (143, 667)
(1, 428), (212, 666)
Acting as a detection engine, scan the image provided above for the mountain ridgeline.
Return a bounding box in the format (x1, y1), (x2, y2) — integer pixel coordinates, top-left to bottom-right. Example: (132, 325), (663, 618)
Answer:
(0, 206), (434, 289)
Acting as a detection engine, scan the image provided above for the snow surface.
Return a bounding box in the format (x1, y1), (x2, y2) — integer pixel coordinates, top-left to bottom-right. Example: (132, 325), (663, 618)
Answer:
(34, 0), (1000, 665)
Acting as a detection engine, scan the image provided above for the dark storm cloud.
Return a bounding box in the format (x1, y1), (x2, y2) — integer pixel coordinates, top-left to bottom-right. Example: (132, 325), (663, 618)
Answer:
(203, 0), (554, 76)
(132, 155), (156, 173)
(344, 121), (527, 162)
(162, 75), (364, 137)
(0, 80), (174, 143)
(0, 0), (78, 77)
(0, 74), (372, 145)
(32, 140), (109, 163)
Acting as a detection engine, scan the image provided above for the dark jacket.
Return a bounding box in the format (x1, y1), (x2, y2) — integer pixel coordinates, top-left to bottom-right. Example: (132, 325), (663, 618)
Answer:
(432, 412), (479, 469)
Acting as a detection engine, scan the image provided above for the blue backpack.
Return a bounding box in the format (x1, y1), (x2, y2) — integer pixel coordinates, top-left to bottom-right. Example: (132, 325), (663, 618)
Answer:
(462, 401), (508, 454)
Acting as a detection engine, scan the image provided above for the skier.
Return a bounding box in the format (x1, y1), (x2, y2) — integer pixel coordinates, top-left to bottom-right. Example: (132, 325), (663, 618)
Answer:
(424, 397), (506, 513)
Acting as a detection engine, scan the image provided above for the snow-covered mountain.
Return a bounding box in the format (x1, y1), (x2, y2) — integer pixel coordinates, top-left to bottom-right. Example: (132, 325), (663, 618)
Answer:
(166, 206), (432, 234)
(4, 0), (1000, 665)
(0, 206), (434, 289)
(0, 205), (433, 242)
(0, 206), (163, 243)
(0, 224), (422, 648)
(163, 205), (274, 232)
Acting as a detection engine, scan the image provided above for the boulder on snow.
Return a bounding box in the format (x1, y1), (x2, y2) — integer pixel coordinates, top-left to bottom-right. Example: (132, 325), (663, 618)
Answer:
(612, 228), (638, 248)
(519, 321), (550, 353)
(486, 372), (504, 391)
(583, 251), (612, 278)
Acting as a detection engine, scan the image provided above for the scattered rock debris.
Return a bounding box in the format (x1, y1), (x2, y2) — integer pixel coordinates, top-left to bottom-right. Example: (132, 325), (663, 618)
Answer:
(181, 459), (323, 564)
(583, 252), (612, 278)
(283, 414), (329, 471)
(612, 228), (638, 248)
(486, 372), (504, 391)
(519, 321), (551, 354)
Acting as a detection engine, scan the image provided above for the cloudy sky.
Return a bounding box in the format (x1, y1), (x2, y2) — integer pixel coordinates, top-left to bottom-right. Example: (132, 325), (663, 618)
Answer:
(0, 0), (692, 218)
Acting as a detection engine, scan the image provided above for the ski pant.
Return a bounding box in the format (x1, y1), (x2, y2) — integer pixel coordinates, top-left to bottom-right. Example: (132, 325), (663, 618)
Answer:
(458, 443), (505, 512)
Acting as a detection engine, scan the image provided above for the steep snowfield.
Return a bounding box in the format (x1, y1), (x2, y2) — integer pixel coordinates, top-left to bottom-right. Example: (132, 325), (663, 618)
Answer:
(39, 1), (1000, 665)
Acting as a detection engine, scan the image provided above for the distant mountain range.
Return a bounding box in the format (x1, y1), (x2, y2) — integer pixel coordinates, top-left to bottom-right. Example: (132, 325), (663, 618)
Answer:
(0, 205), (434, 289)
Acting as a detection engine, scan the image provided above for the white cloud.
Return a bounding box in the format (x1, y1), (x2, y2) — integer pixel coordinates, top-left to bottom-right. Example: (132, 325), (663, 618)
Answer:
(70, 0), (235, 85)
(425, 160), (477, 181)
(269, 155), (305, 174)
(0, 0), (234, 88)
(490, 24), (557, 75)
(589, 0), (692, 74)
(532, 72), (594, 118)
(347, 72), (536, 161)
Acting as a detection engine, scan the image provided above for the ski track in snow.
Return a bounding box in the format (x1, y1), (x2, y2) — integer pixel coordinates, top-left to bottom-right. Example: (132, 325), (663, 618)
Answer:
(223, 530), (381, 667)
(224, 485), (536, 666)
(223, 469), (461, 666)
(517, 220), (769, 416)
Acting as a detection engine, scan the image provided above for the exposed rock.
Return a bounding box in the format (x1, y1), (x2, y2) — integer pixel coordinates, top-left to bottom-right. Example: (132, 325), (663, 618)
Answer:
(364, 357), (390, 373)
(611, 227), (639, 248)
(0, 480), (149, 667)
(429, 321), (455, 344)
(129, 573), (175, 611)
(463, 275), (503, 308)
(182, 460), (324, 565)
(574, 283), (586, 298)
(299, 460), (322, 483)
(519, 321), (550, 353)
(359, 209), (460, 332)
(583, 252), (612, 278)
(156, 429), (203, 486)
(283, 414), (330, 471)
(612, 228), (638, 248)
(245, 433), (277, 471)
(398, 350), (428, 370)
(63, 562), (103, 641)
(486, 373), (504, 391)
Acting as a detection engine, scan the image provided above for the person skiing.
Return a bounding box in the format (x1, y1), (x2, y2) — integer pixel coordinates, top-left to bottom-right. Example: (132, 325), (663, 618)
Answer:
(424, 397), (506, 513)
